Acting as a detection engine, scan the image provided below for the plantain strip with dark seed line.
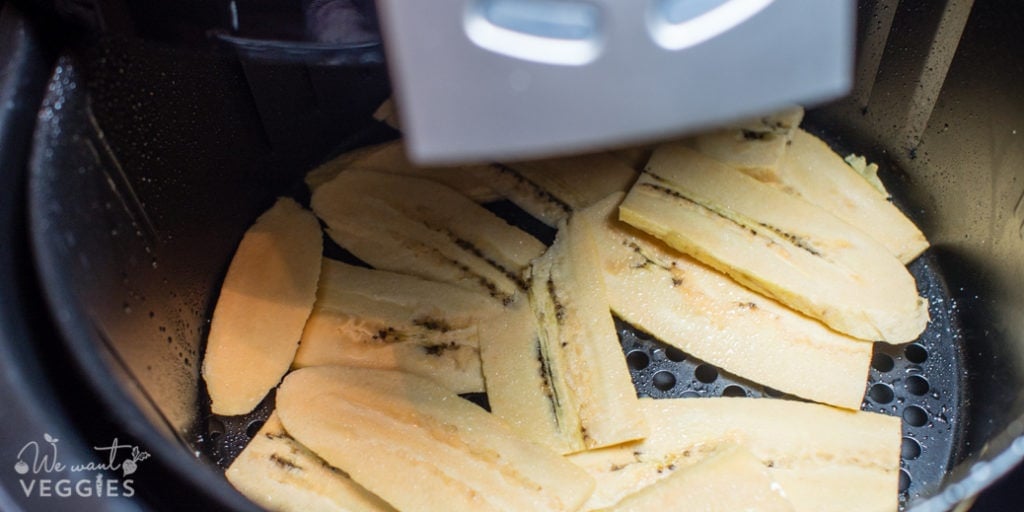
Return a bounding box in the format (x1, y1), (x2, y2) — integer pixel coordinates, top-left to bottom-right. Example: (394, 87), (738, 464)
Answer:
(579, 193), (873, 409)
(480, 215), (646, 455)
(621, 145), (928, 343)
(226, 412), (397, 512)
(294, 259), (505, 394)
(567, 398), (899, 512)
(312, 170), (545, 305)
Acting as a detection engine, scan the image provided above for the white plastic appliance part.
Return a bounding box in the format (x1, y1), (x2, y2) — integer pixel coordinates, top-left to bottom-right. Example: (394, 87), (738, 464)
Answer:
(375, 0), (855, 164)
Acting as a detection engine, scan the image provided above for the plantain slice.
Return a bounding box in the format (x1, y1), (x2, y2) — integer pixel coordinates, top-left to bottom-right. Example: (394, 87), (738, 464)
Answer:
(477, 300), (555, 446)
(689, 121), (926, 264)
(276, 366), (595, 512)
(312, 170), (545, 305)
(480, 215), (647, 454)
(578, 194), (871, 409)
(683, 107), (804, 181)
(599, 445), (794, 512)
(226, 412), (397, 512)
(293, 259), (503, 394)
(490, 153), (640, 227)
(568, 397), (900, 512)
(202, 197), (322, 416)
(372, 97), (400, 130)
(305, 141), (500, 202)
(620, 145), (929, 343)
(776, 129), (929, 263)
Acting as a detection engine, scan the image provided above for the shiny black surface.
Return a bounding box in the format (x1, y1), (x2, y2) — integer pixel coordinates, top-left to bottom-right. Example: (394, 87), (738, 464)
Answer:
(22, 11), (390, 509)
(3, 0), (1024, 510)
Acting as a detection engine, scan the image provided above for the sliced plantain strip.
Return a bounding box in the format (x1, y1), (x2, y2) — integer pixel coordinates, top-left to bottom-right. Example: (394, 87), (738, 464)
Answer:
(276, 366), (595, 512)
(202, 197), (322, 416)
(689, 122), (926, 263)
(480, 215), (646, 454)
(776, 129), (928, 263)
(294, 259), (503, 394)
(372, 97), (400, 130)
(490, 152), (640, 227)
(620, 145), (928, 343)
(578, 193), (871, 409)
(477, 300), (558, 447)
(226, 412), (397, 512)
(599, 445), (794, 512)
(305, 141), (500, 202)
(312, 170), (545, 305)
(568, 397), (901, 512)
(683, 106), (804, 181)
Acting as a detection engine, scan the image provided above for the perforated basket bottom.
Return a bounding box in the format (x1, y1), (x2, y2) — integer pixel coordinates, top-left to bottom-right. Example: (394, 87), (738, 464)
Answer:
(617, 250), (964, 509)
(198, 202), (964, 511)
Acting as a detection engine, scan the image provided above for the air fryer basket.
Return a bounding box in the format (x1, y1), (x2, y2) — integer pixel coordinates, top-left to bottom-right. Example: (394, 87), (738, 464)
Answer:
(24, 0), (1024, 510)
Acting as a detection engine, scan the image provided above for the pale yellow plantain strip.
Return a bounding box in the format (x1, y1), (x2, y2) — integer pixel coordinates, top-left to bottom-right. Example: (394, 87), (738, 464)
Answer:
(372, 97), (400, 130)
(777, 129), (928, 263)
(321, 200), (518, 304)
(305, 141), (500, 202)
(536, 214), (647, 451)
(202, 197), (322, 415)
(478, 300), (561, 448)
(568, 397), (900, 512)
(294, 259), (504, 394)
(506, 153), (640, 211)
(683, 106), (804, 181)
(226, 412), (397, 512)
(486, 215), (647, 454)
(600, 445), (794, 512)
(276, 366), (595, 512)
(485, 163), (571, 226)
(688, 120), (926, 263)
(771, 466), (897, 512)
(490, 152), (640, 227)
(578, 194), (871, 409)
(312, 170), (545, 305)
(621, 145), (928, 343)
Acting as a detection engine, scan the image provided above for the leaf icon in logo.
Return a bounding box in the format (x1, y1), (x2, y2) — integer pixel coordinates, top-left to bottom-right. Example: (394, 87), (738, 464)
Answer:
(14, 461), (29, 475)
(43, 433), (57, 444)
(122, 459), (137, 476)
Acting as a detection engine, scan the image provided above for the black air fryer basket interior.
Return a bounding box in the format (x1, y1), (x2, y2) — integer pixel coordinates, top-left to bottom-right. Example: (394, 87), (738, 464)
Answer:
(15, 0), (1024, 510)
